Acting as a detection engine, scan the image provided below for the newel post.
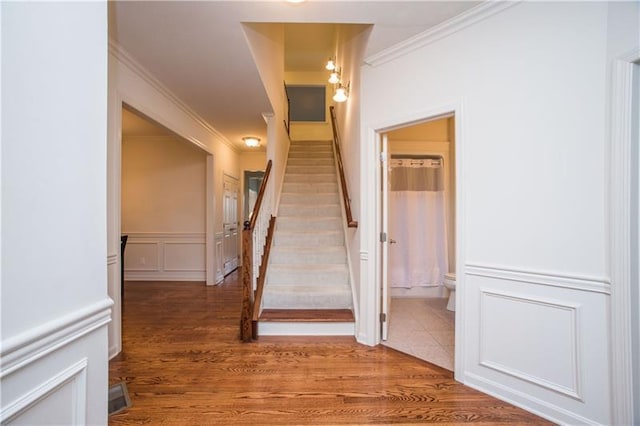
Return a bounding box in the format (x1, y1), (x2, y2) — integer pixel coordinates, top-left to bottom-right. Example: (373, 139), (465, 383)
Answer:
(240, 226), (253, 342)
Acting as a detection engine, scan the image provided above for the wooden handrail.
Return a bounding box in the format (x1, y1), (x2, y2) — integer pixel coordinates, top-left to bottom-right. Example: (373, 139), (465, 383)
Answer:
(247, 160), (272, 231)
(240, 160), (273, 342)
(329, 106), (358, 228)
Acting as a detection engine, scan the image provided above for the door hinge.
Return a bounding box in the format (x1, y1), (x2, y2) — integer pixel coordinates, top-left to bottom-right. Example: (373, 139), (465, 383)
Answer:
(380, 312), (387, 323)
(380, 232), (387, 243)
(380, 151), (388, 162)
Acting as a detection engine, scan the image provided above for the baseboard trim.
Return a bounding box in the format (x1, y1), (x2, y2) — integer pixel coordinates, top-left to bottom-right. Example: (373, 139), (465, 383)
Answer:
(124, 273), (205, 282)
(258, 322), (355, 336)
(1, 298), (113, 378)
(464, 372), (600, 426)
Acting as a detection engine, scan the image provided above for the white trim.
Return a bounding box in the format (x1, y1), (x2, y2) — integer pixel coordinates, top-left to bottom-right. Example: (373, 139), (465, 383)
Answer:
(0, 299), (112, 378)
(363, 101), (466, 373)
(107, 253), (118, 266)
(479, 289), (582, 400)
(108, 41), (237, 154)
(206, 155), (215, 285)
(124, 272), (205, 281)
(466, 263), (611, 295)
(0, 359), (88, 425)
(122, 232), (205, 239)
(364, 1), (519, 67)
(609, 48), (640, 426)
(258, 322), (355, 336)
(464, 372), (597, 426)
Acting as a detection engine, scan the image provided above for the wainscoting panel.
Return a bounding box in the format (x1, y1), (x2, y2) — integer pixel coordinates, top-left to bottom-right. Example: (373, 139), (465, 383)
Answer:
(1, 301), (111, 425)
(164, 242), (206, 272)
(479, 290), (580, 399)
(2, 359), (87, 425)
(463, 264), (610, 425)
(123, 233), (205, 281)
(215, 232), (224, 284)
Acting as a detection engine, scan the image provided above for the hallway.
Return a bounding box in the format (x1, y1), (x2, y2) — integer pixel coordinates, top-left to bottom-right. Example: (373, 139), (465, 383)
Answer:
(109, 272), (551, 425)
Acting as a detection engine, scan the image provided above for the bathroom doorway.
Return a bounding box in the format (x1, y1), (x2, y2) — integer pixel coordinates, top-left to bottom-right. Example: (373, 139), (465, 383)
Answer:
(380, 115), (456, 371)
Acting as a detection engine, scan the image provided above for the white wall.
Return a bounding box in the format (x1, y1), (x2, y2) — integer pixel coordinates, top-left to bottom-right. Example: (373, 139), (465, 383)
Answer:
(333, 25), (371, 328)
(1, 2), (111, 424)
(359, 2), (638, 424)
(108, 44), (240, 357)
(243, 23), (290, 214)
(122, 135), (207, 281)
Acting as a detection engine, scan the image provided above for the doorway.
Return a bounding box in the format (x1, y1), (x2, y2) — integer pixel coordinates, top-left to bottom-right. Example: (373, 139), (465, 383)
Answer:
(223, 174), (240, 276)
(379, 115), (457, 371)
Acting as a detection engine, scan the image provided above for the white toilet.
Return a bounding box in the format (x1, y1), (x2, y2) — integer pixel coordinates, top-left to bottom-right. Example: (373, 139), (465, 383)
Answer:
(444, 273), (456, 311)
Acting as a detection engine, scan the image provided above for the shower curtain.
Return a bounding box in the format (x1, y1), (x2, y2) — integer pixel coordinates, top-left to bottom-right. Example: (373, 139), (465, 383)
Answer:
(388, 158), (448, 288)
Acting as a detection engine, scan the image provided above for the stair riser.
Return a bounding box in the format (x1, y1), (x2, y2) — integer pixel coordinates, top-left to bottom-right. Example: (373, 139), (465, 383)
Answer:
(263, 292), (352, 310)
(290, 143), (332, 150)
(282, 183), (338, 193)
(280, 193), (339, 204)
(286, 166), (335, 174)
(276, 218), (342, 231)
(284, 174), (337, 183)
(274, 232), (344, 246)
(270, 248), (347, 264)
(267, 269), (349, 286)
(287, 158), (334, 166)
(288, 152), (333, 158)
(279, 204), (341, 217)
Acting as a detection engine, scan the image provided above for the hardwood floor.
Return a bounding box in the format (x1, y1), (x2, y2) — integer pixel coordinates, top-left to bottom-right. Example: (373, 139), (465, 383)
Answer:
(109, 272), (552, 425)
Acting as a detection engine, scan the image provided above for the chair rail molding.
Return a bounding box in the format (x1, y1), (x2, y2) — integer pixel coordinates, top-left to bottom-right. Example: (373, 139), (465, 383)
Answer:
(0, 299), (112, 378)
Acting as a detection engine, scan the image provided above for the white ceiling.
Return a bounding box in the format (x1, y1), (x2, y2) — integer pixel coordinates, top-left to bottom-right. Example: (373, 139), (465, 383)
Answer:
(110, 1), (479, 151)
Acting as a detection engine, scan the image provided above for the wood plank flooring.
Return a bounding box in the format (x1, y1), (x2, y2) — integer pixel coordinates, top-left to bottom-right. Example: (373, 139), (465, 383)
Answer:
(109, 272), (553, 425)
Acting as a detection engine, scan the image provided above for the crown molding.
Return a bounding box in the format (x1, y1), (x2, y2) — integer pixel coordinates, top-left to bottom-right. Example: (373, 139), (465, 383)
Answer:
(108, 40), (239, 154)
(364, 1), (520, 67)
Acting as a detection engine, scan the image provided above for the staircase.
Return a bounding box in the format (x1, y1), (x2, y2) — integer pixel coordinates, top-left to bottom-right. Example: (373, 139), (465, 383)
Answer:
(259, 140), (354, 336)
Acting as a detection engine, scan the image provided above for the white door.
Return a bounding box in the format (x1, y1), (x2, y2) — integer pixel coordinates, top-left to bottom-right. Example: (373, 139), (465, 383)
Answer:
(223, 175), (239, 275)
(381, 134), (391, 341)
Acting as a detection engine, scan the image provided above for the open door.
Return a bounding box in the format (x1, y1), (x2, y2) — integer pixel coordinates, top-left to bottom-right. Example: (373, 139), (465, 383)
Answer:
(381, 133), (390, 341)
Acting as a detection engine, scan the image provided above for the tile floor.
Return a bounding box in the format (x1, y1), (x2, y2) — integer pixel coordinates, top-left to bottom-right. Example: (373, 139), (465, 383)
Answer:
(382, 297), (455, 371)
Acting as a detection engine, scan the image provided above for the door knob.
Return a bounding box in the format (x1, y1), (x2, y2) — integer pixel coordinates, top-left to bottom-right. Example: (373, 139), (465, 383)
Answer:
(389, 239), (397, 244)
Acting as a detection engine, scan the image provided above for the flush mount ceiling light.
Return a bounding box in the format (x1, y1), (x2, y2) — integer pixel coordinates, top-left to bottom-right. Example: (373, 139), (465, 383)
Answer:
(325, 58), (336, 71)
(286, 0), (306, 3)
(333, 82), (350, 103)
(243, 136), (261, 147)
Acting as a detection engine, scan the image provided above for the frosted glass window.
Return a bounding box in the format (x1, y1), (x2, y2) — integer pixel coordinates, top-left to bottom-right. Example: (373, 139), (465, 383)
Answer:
(286, 85), (326, 122)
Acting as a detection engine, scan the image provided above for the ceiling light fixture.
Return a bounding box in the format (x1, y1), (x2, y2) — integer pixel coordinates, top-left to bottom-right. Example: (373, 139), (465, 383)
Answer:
(333, 82), (350, 103)
(243, 136), (261, 147)
(325, 58), (336, 71)
(286, 0), (306, 3)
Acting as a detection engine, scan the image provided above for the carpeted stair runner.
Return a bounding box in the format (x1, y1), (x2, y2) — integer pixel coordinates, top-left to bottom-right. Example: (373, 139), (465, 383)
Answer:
(261, 140), (353, 319)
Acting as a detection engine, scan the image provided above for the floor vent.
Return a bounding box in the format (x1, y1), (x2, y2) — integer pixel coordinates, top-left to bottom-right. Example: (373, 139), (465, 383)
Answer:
(108, 382), (131, 416)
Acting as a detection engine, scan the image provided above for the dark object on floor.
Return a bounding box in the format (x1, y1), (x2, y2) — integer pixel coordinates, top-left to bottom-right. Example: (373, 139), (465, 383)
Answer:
(108, 382), (131, 416)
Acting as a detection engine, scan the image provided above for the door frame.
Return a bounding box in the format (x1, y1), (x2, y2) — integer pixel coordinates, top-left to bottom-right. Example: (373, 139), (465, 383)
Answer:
(107, 96), (215, 358)
(609, 49), (640, 426)
(364, 101), (465, 379)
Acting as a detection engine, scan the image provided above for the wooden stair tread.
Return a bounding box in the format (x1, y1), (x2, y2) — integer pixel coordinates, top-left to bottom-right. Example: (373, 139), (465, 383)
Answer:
(260, 309), (354, 322)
